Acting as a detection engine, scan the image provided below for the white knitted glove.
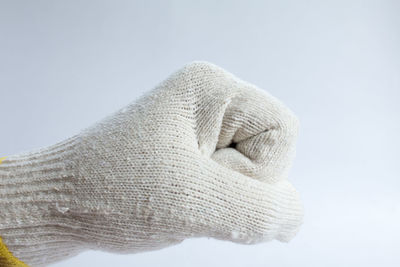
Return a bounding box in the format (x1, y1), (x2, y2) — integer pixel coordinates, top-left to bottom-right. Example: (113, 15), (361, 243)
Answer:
(0, 62), (303, 266)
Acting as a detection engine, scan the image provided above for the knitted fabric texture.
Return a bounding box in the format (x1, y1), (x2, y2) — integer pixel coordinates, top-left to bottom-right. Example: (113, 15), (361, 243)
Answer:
(0, 62), (303, 266)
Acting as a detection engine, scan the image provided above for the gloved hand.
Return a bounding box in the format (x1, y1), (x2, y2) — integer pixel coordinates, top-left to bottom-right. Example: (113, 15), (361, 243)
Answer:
(0, 62), (303, 267)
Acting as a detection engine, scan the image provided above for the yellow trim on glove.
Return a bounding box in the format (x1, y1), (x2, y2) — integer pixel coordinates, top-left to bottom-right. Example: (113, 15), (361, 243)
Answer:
(0, 236), (29, 267)
(0, 157), (6, 164)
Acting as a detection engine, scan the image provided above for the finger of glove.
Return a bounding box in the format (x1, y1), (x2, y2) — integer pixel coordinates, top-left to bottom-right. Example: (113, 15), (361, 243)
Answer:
(211, 77), (299, 183)
(173, 61), (243, 156)
(192, 159), (303, 243)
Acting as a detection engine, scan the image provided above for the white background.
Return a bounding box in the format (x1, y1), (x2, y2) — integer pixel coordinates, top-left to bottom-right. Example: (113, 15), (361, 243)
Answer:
(1, 1), (399, 266)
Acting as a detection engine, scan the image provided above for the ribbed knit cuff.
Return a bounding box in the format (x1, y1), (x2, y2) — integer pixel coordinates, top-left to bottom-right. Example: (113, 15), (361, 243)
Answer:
(0, 137), (82, 266)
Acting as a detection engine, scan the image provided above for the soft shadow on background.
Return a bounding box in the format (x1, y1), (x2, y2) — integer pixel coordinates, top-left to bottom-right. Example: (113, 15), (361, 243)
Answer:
(0, 1), (399, 266)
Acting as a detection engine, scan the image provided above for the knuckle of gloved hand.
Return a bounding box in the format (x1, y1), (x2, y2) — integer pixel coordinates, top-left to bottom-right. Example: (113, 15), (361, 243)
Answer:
(273, 106), (300, 139)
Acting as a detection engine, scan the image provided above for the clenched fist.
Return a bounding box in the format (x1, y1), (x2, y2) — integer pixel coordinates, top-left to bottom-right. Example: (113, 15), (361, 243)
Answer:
(0, 62), (303, 267)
